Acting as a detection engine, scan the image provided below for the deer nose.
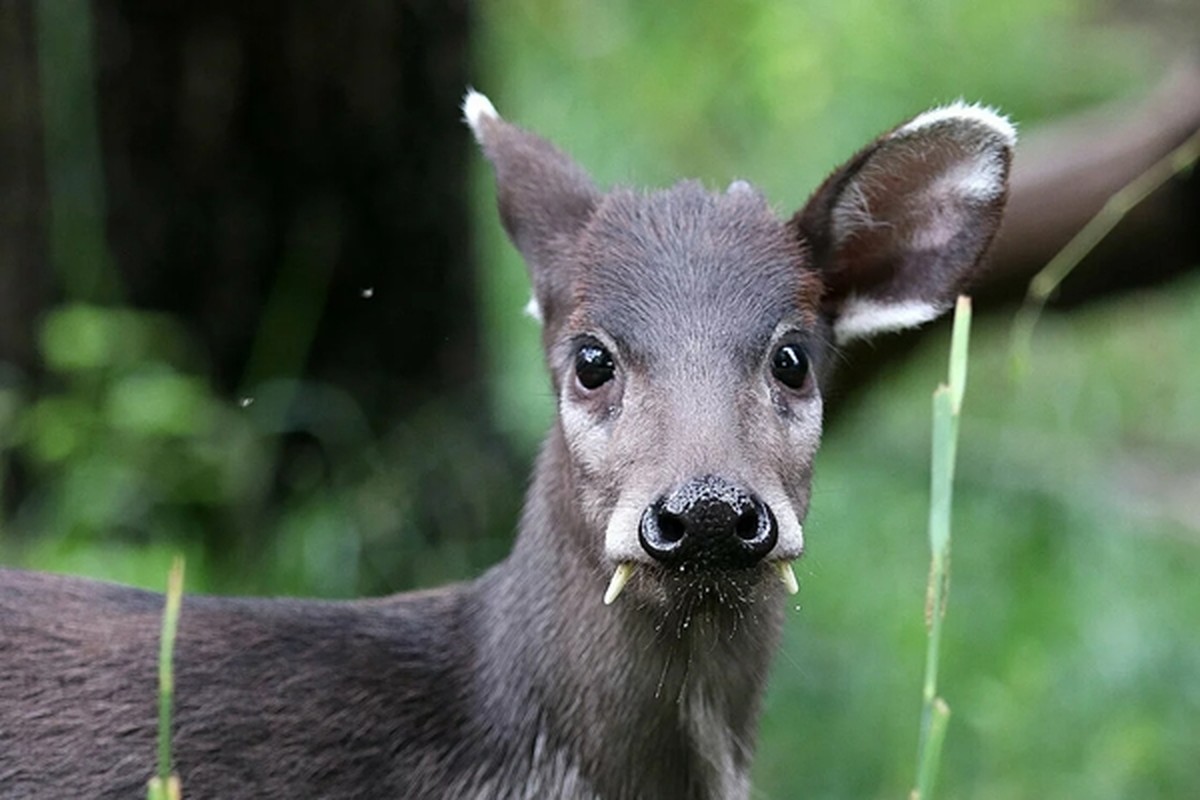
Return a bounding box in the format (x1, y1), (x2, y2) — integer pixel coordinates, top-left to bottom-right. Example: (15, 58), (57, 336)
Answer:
(638, 475), (777, 568)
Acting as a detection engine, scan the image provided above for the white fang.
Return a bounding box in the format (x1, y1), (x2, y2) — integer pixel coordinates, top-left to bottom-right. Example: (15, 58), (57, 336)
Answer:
(776, 562), (799, 594)
(603, 563), (636, 605)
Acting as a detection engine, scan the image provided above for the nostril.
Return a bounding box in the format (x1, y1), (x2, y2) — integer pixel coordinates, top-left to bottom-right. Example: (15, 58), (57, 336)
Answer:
(735, 509), (759, 541)
(639, 503), (685, 564)
(658, 512), (686, 544)
(743, 499), (778, 560)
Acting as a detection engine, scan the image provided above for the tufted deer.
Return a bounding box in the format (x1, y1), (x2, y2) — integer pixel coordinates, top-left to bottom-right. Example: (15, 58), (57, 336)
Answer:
(0, 92), (1013, 799)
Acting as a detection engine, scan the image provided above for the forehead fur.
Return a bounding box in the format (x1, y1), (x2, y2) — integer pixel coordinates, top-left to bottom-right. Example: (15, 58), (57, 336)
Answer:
(567, 181), (820, 347)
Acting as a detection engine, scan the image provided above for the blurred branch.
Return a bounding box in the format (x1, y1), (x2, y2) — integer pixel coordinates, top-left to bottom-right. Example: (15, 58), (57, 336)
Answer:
(1011, 127), (1200, 374)
(985, 58), (1200, 303)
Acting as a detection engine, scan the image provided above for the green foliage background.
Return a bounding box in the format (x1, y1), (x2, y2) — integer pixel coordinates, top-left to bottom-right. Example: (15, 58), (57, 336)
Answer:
(5, 1), (1199, 797)
(470, 6), (1198, 795)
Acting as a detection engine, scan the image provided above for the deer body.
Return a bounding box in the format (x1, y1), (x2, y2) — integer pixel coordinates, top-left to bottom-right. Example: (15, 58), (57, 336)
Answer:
(2, 435), (778, 799)
(0, 93), (1014, 799)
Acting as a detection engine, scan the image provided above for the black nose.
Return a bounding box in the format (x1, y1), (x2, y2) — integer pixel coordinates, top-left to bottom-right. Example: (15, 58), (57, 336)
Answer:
(638, 475), (777, 568)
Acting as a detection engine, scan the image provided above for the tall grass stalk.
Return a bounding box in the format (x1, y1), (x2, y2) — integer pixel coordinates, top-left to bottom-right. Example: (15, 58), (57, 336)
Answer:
(911, 296), (972, 800)
(148, 558), (184, 800)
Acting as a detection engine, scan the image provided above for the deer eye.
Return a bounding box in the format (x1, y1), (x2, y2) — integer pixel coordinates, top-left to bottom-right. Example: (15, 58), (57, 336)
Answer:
(771, 343), (810, 390)
(575, 342), (615, 390)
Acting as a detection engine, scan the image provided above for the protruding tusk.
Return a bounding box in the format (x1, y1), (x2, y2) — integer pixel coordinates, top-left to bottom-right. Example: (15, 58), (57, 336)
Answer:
(603, 563), (636, 605)
(776, 561), (799, 595)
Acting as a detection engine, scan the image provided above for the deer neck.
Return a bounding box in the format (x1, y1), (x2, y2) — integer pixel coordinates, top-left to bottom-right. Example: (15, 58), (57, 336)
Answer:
(469, 426), (784, 799)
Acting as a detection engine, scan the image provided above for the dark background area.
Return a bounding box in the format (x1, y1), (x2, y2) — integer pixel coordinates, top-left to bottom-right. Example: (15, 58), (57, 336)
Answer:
(2, 1), (523, 595)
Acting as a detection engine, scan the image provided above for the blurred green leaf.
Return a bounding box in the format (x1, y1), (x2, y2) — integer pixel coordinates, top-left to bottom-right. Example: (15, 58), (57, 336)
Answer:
(40, 305), (127, 371)
(21, 395), (92, 463)
(106, 371), (209, 438)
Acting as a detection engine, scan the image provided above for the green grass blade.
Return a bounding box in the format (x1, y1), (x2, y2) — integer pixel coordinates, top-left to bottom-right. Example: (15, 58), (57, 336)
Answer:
(927, 387), (957, 562)
(947, 296), (971, 414)
(149, 558), (184, 800)
(913, 698), (951, 800)
(914, 296), (972, 800)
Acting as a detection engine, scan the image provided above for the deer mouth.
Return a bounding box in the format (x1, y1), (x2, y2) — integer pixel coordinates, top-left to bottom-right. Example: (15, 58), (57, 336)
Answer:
(601, 558), (800, 606)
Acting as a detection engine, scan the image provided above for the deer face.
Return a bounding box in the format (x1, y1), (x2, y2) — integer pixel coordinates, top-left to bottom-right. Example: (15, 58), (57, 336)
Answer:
(465, 92), (1014, 606)
(549, 184), (821, 605)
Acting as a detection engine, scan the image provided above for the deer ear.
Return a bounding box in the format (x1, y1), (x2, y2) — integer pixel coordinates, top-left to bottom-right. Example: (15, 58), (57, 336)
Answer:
(794, 102), (1015, 344)
(464, 90), (600, 324)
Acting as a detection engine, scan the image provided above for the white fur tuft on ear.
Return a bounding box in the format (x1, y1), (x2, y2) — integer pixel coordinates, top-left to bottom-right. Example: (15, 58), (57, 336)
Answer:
(523, 294), (543, 324)
(896, 100), (1017, 147)
(834, 297), (942, 344)
(462, 89), (499, 141)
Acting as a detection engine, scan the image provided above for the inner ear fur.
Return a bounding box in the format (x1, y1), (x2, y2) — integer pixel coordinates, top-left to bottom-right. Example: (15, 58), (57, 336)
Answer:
(793, 102), (1016, 344)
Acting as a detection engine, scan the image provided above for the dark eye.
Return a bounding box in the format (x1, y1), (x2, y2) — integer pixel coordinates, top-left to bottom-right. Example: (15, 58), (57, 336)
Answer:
(575, 342), (615, 390)
(771, 343), (810, 390)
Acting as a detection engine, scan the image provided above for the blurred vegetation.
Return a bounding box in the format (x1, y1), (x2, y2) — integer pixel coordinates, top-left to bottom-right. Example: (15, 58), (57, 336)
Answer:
(4, 0), (513, 598)
(1, 302), (516, 595)
(3, 0), (1198, 797)
(758, 283), (1200, 798)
